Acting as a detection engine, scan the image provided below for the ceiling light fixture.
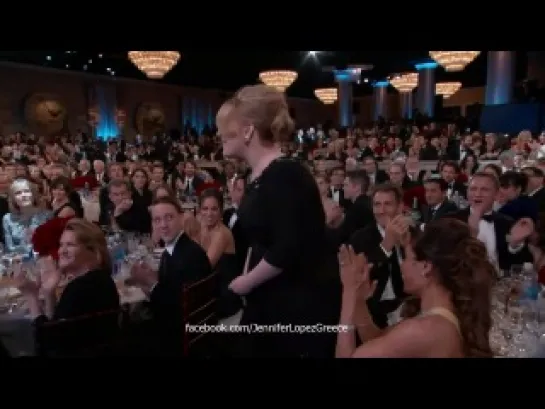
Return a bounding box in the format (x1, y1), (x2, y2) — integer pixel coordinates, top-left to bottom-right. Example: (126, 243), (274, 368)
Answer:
(435, 81), (462, 98)
(128, 51), (181, 80)
(314, 88), (337, 104)
(429, 51), (480, 72)
(258, 70), (298, 92)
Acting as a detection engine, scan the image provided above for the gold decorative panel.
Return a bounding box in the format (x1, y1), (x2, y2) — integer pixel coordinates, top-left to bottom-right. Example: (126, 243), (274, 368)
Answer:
(135, 102), (165, 137)
(24, 93), (67, 135)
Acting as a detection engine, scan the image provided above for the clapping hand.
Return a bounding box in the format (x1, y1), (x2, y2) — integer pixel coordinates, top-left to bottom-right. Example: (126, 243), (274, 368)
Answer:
(40, 256), (61, 294)
(384, 215), (410, 245)
(114, 199), (133, 217)
(509, 217), (535, 246)
(338, 245), (376, 300)
(129, 261), (158, 293)
(14, 271), (40, 296)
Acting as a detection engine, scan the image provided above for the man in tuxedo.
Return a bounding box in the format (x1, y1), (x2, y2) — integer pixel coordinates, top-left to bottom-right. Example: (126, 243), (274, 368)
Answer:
(92, 160), (107, 186)
(440, 161), (467, 199)
(522, 167), (545, 214)
(328, 167), (346, 206)
(331, 170), (374, 244)
(130, 197), (212, 356)
(182, 161), (204, 196)
(102, 179), (151, 234)
(498, 171), (538, 222)
(405, 156), (428, 184)
(499, 151), (516, 173)
(350, 183), (409, 329)
(0, 172), (10, 245)
(223, 176), (248, 274)
(77, 159), (94, 178)
(388, 162), (417, 191)
(442, 172), (533, 271)
(447, 134), (473, 161)
(362, 156), (388, 186)
(98, 163), (125, 226)
(421, 177), (458, 225)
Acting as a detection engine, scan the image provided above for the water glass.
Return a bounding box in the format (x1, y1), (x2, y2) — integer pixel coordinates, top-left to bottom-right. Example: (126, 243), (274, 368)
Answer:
(510, 264), (523, 278)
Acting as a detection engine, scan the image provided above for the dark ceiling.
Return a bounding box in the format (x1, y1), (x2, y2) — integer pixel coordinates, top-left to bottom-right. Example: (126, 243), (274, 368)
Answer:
(0, 51), (527, 99)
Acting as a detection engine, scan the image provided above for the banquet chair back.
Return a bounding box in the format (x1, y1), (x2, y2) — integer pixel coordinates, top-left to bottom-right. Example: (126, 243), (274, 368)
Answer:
(182, 271), (220, 357)
(35, 308), (122, 357)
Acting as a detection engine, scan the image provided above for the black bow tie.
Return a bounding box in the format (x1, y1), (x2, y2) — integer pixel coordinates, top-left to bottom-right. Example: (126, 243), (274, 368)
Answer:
(481, 213), (496, 223)
(333, 188), (341, 193)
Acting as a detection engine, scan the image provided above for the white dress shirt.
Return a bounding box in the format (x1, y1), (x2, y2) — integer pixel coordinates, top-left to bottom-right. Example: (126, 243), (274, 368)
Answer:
(377, 224), (402, 325)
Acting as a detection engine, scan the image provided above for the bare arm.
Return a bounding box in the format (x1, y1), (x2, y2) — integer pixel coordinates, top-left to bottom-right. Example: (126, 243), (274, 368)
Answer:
(57, 207), (76, 218)
(206, 230), (228, 269)
(336, 291), (358, 358)
(336, 290), (384, 357)
(354, 294), (384, 342)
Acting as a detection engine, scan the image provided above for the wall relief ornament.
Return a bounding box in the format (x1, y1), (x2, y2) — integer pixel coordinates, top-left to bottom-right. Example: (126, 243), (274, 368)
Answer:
(135, 102), (165, 137)
(24, 93), (67, 135)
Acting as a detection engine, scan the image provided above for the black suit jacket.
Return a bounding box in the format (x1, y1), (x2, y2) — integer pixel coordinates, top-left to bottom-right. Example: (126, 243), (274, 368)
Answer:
(406, 170), (427, 185)
(349, 224), (407, 328)
(327, 186), (345, 206)
(529, 187), (545, 215)
(0, 196), (9, 245)
(447, 180), (467, 199)
(331, 194), (374, 245)
(223, 207), (248, 275)
(422, 200), (459, 224)
(447, 141), (474, 161)
(149, 233), (212, 355)
(444, 208), (532, 271)
(369, 170), (389, 185)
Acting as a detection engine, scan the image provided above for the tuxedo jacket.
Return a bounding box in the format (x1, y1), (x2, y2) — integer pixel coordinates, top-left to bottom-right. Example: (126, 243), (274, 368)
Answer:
(331, 194), (374, 245)
(444, 208), (532, 271)
(421, 200), (459, 224)
(350, 224), (407, 328)
(223, 207), (248, 275)
(529, 187), (545, 215)
(149, 233), (212, 355)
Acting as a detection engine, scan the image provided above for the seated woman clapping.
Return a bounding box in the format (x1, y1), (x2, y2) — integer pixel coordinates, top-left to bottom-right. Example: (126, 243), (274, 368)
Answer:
(336, 218), (494, 358)
(197, 189), (235, 269)
(16, 219), (120, 355)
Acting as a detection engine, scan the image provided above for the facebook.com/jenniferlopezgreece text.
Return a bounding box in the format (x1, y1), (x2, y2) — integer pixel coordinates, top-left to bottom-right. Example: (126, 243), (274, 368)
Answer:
(185, 323), (352, 334)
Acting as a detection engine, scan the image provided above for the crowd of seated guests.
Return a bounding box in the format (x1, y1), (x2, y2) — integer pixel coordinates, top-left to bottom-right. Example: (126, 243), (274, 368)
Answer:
(0, 111), (544, 357)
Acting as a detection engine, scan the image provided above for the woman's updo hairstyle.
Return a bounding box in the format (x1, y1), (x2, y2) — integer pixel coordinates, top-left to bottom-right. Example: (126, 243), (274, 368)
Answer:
(229, 84), (295, 143)
(199, 188), (224, 211)
(413, 218), (495, 358)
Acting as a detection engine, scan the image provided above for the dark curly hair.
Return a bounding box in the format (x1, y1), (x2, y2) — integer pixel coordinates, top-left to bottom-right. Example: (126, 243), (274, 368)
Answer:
(412, 218), (495, 358)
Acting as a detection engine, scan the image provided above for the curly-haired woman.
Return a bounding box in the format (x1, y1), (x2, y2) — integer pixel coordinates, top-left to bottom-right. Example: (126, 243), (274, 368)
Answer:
(336, 218), (495, 358)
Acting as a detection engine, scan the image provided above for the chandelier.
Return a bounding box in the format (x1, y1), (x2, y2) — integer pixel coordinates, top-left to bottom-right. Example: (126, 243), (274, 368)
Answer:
(436, 82), (462, 98)
(314, 88), (338, 104)
(389, 72), (418, 93)
(258, 70), (298, 92)
(429, 51), (480, 72)
(128, 51), (181, 79)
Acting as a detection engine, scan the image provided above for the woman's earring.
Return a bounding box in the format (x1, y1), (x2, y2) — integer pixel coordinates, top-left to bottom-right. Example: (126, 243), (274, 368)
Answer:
(244, 126), (254, 145)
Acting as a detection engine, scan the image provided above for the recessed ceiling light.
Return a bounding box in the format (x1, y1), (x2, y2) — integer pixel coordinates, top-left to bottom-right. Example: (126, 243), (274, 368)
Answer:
(46, 56), (51, 61)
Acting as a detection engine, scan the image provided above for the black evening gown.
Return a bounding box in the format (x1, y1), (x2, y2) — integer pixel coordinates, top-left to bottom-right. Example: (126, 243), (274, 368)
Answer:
(236, 158), (342, 358)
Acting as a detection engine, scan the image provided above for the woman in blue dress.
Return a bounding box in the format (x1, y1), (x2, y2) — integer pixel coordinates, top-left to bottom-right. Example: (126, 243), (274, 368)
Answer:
(2, 178), (51, 254)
